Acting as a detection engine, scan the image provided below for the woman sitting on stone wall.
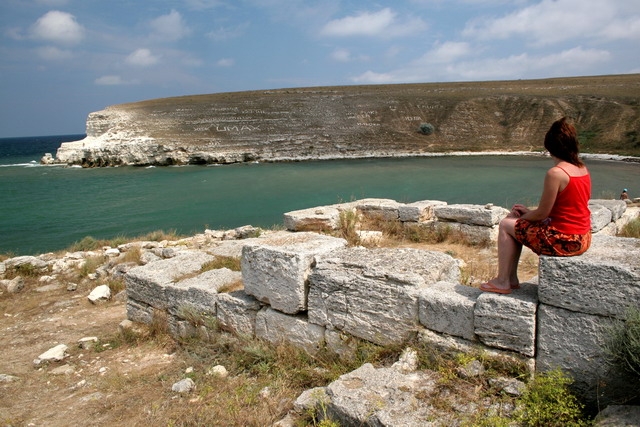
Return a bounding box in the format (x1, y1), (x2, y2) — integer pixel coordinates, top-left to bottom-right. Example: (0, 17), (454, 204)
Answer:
(481, 117), (592, 294)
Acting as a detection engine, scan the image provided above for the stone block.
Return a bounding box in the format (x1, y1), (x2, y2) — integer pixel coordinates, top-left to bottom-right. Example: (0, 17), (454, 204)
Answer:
(255, 307), (325, 355)
(433, 221), (499, 244)
(434, 204), (509, 226)
(538, 235), (640, 318)
(242, 231), (347, 314)
(419, 281), (481, 341)
(283, 206), (342, 231)
(474, 284), (538, 356)
(398, 200), (447, 222)
(308, 247), (460, 346)
(537, 304), (636, 407)
(216, 290), (262, 336)
(590, 203), (613, 233)
(165, 268), (241, 317)
(125, 251), (214, 309)
(589, 199), (627, 221)
(325, 328), (358, 360)
(354, 198), (401, 221)
(126, 299), (155, 324)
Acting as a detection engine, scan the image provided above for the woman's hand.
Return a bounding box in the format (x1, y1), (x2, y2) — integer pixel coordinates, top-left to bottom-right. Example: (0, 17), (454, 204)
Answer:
(510, 204), (529, 218)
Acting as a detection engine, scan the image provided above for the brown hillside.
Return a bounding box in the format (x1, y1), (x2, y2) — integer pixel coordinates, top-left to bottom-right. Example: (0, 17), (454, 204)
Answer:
(66, 74), (640, 166)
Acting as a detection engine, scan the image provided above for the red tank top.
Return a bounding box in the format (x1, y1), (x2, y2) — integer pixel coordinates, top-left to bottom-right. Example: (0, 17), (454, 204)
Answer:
(548, 167), (591, 234)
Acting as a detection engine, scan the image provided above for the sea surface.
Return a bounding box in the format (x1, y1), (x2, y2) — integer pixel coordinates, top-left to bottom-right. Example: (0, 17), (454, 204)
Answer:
(1, 134), (638, 256)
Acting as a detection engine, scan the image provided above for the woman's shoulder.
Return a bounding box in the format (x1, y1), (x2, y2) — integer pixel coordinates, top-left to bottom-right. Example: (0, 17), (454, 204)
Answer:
(552, 162), (589, 177)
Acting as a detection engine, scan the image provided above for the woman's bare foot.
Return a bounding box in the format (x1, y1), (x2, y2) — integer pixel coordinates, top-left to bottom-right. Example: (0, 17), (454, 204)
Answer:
(480, 279), (512, 294)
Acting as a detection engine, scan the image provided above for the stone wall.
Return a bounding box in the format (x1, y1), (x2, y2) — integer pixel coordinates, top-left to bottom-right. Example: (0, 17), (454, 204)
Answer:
(124, 198), (639, 406)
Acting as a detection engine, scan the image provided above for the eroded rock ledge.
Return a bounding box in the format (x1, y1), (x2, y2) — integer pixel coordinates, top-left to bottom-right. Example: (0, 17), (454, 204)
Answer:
(50, 74), (640, 167)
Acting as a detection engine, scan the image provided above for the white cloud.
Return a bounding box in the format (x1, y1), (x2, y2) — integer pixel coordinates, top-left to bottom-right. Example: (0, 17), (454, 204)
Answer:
(216, 58), (235, 67)
(206, 23), (250, 42)
(126, 48), (160, 67)
(462, 0), (639, 46)
(184, 0), (225, 10)
(31, 10), (85, 45)
(94, 75), (137, 85)
(331, 48), (352, 62)
(320, 8), (426, 38)
(425, 41), (472, 63)
(36, 45), (73, 60)
(149, 10), (191, 41)
(353, 45), (612, 84)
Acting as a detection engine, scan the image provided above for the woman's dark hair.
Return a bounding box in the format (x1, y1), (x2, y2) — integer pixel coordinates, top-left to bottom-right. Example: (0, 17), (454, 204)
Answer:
(544, 117), (584, 167)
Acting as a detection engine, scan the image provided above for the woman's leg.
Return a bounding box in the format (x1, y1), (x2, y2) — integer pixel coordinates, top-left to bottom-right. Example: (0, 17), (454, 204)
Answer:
(487, 217), (522, 291)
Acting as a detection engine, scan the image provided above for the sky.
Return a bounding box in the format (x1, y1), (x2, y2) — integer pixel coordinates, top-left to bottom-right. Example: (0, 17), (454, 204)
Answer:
(1, 0), (639, 137)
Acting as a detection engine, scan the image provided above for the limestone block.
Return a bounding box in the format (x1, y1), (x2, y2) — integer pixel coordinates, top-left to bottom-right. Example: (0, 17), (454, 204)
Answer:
(125, 251), (214, 310)
(255, 307), (325, 355)
(308, 247), (460, 346)
(398, 200), (447, 222)
(283, 206), (342, 231)
(537, 304), (636, 407)
(538, 235), (640, 318)
(589, 199), (627, 221)
(126, 299), (155, 324)
(593, 222), (618, 236)
(242, 232), (347, 314)
(419, 281), (481, 341)
(4, 255), (49, 273)
(590, 204), (612, 233)
(325, 362), (465, 426)
(434, 204), (509, 226)
(324, 328), (358, 360)
(216, 290), (262, 336)
(474, 284), (538, 356)
(433, 221), (499, 244)
(354, 198), (401, 221)
(165, 268), (241, 317)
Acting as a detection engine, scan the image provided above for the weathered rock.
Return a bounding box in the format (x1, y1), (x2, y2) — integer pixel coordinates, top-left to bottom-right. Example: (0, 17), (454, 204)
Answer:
(354, 198), (401, 221)
(4, 256), (48, 273)
(434, 204), (509, 227)
(35, 344), (68, 365)
(538, 235), (640, 318)
(50, 364), (75, 375)
(474, 284), (538, 357)
(589, 199), (627, 221)
(433, 221), (499, 244)
(419, 281), (481, 341)
(536, 304), (637, 407)
(255, 307), (325, 355)
(171, 378), (195, 393)
(324, 362), (470, 427)
(283, 206), (342, 232)
(4, 276), (25, 293)
(126, 299), (155, 324)
(398, 200), (447, 222)
(88, 284), (111, 304)
(595, 405), (640, 427)
(216, 290), (262, 336)
(125, 251), (215, 310)
(165, 268), (241, 317)
(488, 377), (526, 396)
(0, 374), (20, 383)
(207, 365), (228, 378)
(590, 203), (613, 232)
(324, 329), (358, 360)
(308, 247), (460, 346)
(242, 231), (347, 314)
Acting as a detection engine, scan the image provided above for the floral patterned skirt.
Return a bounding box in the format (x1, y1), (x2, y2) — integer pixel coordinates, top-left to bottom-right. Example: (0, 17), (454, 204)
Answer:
(514, 219), (591, 256)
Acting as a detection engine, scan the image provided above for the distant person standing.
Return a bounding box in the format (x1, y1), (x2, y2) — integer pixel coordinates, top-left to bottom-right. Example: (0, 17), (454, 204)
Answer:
(620, 188), (629, 201)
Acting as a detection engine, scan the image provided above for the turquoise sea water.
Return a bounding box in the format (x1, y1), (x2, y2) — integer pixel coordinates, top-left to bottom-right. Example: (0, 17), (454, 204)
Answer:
(1, 135), (638, 255)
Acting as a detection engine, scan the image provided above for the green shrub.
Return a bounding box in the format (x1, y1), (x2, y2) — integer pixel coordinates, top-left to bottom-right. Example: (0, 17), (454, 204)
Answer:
(513, 369), (588, 427)
(419, 122), (435, 135)
(602, 306), (640, 378)
(337, 210), (360, 246)
(69, 236), (101, 252)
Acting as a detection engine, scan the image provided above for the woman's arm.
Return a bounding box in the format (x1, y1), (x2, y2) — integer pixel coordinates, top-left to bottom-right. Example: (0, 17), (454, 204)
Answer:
(519, 166), (567, 222)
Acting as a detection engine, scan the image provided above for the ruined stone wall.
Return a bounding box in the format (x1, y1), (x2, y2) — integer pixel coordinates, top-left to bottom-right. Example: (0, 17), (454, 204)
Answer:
(124, 198), (639, 407)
